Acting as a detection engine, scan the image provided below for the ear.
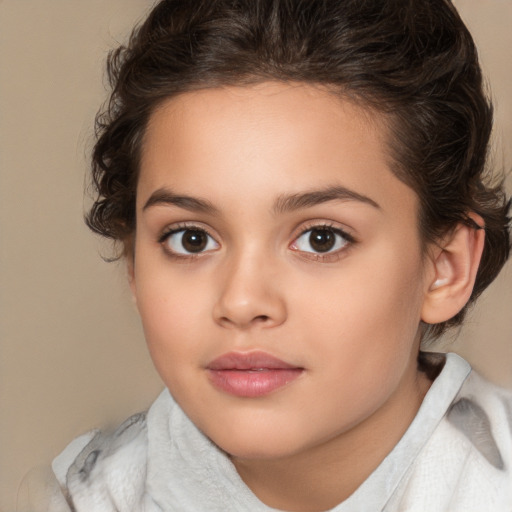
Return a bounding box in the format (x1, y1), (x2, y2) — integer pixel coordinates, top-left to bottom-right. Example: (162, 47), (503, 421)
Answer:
(421, 213), (485, 324)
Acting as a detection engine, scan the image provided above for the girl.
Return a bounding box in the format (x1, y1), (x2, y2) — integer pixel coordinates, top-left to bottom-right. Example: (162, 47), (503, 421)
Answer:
(40, 0), (512, 510)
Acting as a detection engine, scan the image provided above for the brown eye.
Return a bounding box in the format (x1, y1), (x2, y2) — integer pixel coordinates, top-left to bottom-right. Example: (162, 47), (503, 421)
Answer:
(163, 227), (219, 255)
(309, 228), (336, 252)
(182, 230), (208, 252)
(291, 226), (350, 255)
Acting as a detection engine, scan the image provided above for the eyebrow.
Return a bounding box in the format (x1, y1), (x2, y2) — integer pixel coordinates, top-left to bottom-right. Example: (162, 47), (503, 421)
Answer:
(272, 185), (380, 214)
(142, 184), (380, 215)
(142, 188), (219, 215)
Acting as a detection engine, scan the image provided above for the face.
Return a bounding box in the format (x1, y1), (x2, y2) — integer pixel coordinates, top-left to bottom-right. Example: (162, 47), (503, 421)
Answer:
(131, 82), (433, 460)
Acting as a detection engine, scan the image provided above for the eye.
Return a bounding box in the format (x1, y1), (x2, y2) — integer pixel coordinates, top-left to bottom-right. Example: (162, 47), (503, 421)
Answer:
(161, 227), (219, 255)
(291, 226), (351, 254)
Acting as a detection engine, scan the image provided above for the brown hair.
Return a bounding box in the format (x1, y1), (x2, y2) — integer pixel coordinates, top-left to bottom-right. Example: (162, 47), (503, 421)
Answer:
(86, 0), (511, 339)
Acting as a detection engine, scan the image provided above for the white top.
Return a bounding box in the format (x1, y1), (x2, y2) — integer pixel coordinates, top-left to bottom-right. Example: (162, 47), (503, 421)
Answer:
(30, 353), (512, 511)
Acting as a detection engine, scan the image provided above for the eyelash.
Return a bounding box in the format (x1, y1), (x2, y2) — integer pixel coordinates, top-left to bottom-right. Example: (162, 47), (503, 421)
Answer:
(158, 223), (219, 261)
(158, 222), (356, 262)
(290, 223), (355, 262)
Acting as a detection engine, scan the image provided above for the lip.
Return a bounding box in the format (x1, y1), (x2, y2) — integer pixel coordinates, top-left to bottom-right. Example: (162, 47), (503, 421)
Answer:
(206, 351), (304, 397)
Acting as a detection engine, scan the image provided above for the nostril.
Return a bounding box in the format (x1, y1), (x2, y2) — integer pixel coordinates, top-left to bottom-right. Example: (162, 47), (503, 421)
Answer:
(218, 315), (269, 328)
(254, 315), (270, 323)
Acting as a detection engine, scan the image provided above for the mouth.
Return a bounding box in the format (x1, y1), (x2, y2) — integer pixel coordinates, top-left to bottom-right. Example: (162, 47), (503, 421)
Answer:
(206, 351), (304, 398)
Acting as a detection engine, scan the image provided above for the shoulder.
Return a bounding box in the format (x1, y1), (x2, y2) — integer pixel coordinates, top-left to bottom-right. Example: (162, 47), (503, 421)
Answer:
(433, 358), (512, 508)
(52, 412), (149, 511)
(447, 365), (512, 471)
(388, 355), (512, 511)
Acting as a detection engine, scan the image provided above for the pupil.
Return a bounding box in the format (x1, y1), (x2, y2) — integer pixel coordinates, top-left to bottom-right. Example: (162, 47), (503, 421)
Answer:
(309, 228), (335, 252)
(182, 230), (207, 252)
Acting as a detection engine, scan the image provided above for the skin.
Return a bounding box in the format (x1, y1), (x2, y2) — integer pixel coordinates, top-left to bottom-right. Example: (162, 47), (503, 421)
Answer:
(130, 82), (447, 511)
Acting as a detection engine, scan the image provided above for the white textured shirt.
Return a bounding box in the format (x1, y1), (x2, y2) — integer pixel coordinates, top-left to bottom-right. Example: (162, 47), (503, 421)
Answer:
(29, 353), (512, 511)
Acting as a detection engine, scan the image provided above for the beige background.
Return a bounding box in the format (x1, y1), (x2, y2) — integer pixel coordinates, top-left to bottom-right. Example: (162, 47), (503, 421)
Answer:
(0, 1), (510, 510)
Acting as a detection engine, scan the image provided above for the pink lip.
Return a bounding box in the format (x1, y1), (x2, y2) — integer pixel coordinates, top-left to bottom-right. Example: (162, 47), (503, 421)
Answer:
(207, 351), (303, 397)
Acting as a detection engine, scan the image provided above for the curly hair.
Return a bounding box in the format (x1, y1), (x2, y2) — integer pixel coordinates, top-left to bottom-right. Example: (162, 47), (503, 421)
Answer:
(86, 0), (511, 339)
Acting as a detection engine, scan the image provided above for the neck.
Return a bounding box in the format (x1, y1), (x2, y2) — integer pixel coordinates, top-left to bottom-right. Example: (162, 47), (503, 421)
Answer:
(231, 361), (432, 512)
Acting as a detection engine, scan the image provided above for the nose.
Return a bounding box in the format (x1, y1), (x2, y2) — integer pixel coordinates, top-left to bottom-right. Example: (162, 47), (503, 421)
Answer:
(212, 251), (287, 330)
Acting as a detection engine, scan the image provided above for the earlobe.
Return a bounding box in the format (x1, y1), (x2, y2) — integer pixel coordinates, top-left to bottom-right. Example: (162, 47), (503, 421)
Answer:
(421, 214), (485, 325)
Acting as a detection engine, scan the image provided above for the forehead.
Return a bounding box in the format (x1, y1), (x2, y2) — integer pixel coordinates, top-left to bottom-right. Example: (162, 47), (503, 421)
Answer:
(138, 82), (416, 218)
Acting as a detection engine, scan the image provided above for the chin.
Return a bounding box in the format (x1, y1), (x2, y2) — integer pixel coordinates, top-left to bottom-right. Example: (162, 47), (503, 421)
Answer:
(206, 422), (309, 461)
(220, 441), (294, 461)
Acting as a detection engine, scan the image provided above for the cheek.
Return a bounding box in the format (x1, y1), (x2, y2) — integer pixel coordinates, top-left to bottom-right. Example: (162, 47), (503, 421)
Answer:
(134, 264), (210, 370)
(290, 247), (425, 368)
(295, 269), (424, 426)
(301, 257), (422, 326)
